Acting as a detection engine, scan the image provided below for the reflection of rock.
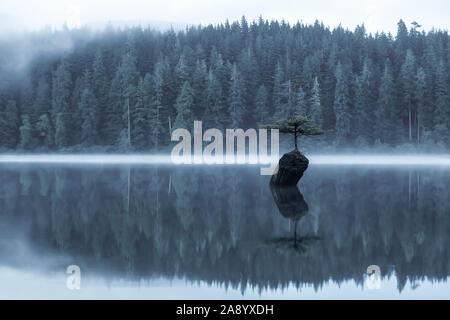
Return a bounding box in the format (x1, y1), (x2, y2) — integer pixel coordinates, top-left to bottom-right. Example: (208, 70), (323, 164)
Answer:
(269, 184), (317, 252)
(270, 185), (309, 221)
(270, 150), (309, 186)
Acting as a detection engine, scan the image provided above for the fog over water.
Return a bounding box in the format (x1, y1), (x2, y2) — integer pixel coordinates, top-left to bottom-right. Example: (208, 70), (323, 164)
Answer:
(1, 154), (450, 166)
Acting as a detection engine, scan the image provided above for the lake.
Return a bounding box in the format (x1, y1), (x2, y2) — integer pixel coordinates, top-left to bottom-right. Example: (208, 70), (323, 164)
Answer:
(0, 158), (449, 299)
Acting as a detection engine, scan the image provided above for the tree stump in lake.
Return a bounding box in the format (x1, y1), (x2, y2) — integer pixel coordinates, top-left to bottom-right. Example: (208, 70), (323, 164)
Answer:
(270, 150), (309, 186)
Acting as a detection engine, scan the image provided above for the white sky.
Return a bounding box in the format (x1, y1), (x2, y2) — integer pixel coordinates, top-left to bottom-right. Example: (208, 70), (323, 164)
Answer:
(0, 0), (449, 34)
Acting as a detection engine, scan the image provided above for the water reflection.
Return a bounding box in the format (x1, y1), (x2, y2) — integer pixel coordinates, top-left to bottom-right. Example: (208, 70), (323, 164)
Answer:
(269, 185), (320, 253)
(0, 164), (449, 295)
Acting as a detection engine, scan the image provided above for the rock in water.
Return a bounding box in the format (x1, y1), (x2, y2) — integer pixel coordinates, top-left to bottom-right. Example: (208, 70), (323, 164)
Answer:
(270, 150), (309, 186)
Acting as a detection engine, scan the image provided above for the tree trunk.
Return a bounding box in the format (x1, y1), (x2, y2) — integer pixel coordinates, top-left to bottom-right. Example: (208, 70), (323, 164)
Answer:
(417, 115), (420, 144)
(127, 98), (131, 147)
(294, 130), (298, 150)
(409, 109), (412, 142)
(155, 107), (160, 151)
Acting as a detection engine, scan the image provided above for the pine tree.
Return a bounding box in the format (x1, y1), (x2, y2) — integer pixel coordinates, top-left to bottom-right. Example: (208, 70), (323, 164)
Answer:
(322, 44), (337, 130)
(143, 73), (160, 150)
(132, 78), (148, 150)
(34, 76), (51, 113)
(263, 116), (323, 151)
(0, 100), (19, 148)
(354, 58), (377, 143)
(400, 49), (416, 142)
(294, 86), (308, 117)
(175, 53), (189, 86)
(54, 113), (69, 149)
(228, 64), (245, 128)
(333, 64), (351, 144)
(203, 68), (225, 129)
(434, 59), (449, 129)
(237, 47), (258, 122)
(92, 50), (109, 143)
(174, 81), (195, 130)
(375, 61), (395, 143)
(19, 115), (33, 149)
(255, 84), (269, 124)
(310, 77), (323, 128)
(284, 79), (296, 118)
(51, 60), (72, 149)
(79, 87), (98, 146)
(151, 57), (170, 148)
(37, 114), (54, 148)
(415, 67), (427, 143)
(106, 41), (138, 148)
(192, 59), (208, 118)
(273, 61), (285, 119)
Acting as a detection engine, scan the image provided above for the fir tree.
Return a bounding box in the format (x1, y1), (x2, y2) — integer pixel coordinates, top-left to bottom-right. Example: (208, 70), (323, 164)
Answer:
(294, 86), (308, 117)
(19, 115), (33, 149)
(255, 84), (269, 124)
(92, 50), (109, 142)
(37, 114), (54, 148)
(263, 116), (323, 151)
(174, 81), (195, 130)
(79, 87), (98, 146)
(228, 64), (245, 128)
(310, 77), (323, 128)
(375, 61), (396, 143)
(51, 60), (72, 149)
(400, 49), (416, 142)
(132, 78), (148, 150)
(0, 100), (19, 148)
(333, 64), (351, 144)
(203, 69), (225, 129)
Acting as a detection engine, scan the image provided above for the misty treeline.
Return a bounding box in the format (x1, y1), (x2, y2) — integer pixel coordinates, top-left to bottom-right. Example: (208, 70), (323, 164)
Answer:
(0, 17), (449, 152)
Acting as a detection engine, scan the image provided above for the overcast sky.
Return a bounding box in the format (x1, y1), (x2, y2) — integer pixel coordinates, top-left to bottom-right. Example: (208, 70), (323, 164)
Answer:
(1, 0), (449, 34)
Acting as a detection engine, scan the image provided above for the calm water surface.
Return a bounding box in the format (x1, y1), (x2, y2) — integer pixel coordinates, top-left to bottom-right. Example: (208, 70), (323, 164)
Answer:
(0, 163), (449, 299)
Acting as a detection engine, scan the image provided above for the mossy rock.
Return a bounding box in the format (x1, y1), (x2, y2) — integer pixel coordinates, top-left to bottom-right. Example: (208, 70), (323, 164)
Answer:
(270, 150), (309, 186)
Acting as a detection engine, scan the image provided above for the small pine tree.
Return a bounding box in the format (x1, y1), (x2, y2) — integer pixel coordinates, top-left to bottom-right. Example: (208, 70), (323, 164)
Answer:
(262, 116), (323, 151)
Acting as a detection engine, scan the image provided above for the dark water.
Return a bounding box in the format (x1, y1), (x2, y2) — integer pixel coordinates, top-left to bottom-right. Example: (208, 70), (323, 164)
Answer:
(0, 164), (449, 299)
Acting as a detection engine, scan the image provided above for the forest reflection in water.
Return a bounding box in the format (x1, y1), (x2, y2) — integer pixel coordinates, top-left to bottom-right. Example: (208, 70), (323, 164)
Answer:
(0, 164), (449, 295)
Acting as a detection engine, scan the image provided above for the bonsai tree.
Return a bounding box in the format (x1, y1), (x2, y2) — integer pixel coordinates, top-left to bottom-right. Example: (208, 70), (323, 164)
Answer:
(262, 116), (323, 151)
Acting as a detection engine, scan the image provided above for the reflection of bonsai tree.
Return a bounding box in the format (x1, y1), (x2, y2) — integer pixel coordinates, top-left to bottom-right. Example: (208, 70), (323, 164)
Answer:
(262, 116), (323, 150)
(269, 185), (319, 252)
